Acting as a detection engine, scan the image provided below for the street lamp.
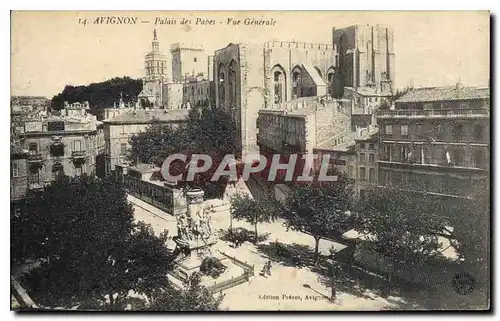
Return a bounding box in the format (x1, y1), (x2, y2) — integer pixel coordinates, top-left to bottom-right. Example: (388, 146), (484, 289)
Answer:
(329, 245), (337, 302)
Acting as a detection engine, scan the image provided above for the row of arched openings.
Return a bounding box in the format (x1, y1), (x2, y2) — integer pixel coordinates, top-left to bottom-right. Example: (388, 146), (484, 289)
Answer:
(272, 65), (336, 104)
(218, 60), (239, 110)
(217, 62), (337, 107)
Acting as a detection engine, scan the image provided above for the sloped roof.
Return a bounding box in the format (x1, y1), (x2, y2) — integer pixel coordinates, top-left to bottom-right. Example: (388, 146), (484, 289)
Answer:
(11, 145), (28, 156)
(396, 86), (490, 103)
(302, 64), (326, 87)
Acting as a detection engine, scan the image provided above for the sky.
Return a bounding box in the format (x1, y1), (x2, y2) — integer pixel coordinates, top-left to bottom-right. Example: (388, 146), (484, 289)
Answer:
(11, 11), (490, 98)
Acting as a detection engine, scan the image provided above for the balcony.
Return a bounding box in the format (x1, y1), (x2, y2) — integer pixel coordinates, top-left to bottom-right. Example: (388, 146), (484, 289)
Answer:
(377, 108), (489, 119)
(71, 150), (87, 165)
(28, 182), (45, 191)
(49, 142), (65, 157)
(27, 152), (44, 163)
(71, 150), (87, 158)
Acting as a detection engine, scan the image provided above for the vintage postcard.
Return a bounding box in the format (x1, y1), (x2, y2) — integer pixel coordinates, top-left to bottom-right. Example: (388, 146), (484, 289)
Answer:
(10, 11), (490, 311)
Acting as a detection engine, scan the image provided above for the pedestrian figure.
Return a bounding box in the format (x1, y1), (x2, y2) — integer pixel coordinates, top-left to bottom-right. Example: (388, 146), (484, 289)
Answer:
(265, 260), (272, 276)
(259, 265), (267, 277)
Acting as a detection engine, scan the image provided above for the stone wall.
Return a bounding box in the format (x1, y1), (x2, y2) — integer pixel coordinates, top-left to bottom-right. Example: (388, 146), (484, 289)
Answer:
(163, 83), (184, 109)
(314, 101), (351, 145)
(240, 43), (265, 157)
(264, 41), (336, 105)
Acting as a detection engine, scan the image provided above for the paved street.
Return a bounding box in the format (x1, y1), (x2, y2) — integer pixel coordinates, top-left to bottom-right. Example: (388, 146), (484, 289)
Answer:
(128, 194), (402, 311)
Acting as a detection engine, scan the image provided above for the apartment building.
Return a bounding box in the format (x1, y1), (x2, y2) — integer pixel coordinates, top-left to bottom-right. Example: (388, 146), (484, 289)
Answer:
(376, 84), (490, 198)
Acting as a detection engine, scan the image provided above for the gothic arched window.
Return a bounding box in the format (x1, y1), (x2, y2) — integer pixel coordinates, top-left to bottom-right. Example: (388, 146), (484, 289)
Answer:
(218, 64), (226, 109)
(272, 65), (286, 104)
(326, 67), (335, 98)
(292, 66), (302, 99)
(229, 60), (238, 108)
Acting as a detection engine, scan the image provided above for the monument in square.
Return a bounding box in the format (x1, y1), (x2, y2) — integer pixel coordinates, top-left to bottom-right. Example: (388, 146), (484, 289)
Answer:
(168, 187), (255, 292)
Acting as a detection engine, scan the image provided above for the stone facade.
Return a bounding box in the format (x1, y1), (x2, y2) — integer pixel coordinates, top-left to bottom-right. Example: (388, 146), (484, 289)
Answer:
(138, 30), (169, 108)
(215, 40), (346, 157)
(170, 43), (208, 83)
(102, 109), (190, 174)
(262, 41), (337, 106)
(376, 85), (490, 198)
(11, 148), (29, 201)
(163, 83), (185, 109)
(354, 128), (379, 195)
(183, 80), (213, 107)
(332, 25), (395, 95)
(12, 104), (106, 191)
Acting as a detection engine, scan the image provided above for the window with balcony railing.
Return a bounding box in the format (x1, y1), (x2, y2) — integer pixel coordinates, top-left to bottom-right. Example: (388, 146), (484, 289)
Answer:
(453, 124), (463, 141)
(474, 124), (484, 141)
(29, 168), (40, 184)
(385, 124), (392, 135)
(368, 168), (375, 182)
(28, 143), (38, 152)
(473, 149), (486, 169)
(359, 167), (366, 181)
(401, 124), (409, 137)
(11, 162), (19, 178)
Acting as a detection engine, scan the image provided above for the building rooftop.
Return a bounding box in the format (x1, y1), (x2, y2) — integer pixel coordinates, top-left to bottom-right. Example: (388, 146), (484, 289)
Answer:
(103, 109), (190, 124)
(355, 126), (379, 142)
(315, 131), (358, 152)
(396, 85), (490, 103)
(11, 145), (28, 156)
(128, 163), (159, 174)
(345, 86), (393, 97)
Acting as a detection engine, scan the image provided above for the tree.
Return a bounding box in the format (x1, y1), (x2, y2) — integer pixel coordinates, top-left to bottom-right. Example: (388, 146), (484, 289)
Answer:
(281, 170), (355, 264)
(128, 122), (189, 166)
(354, 186), (447, 296)
(127, 105), (239, 199)
(230, 192), (281, 244)
(441, 178), (490, 285)
(147, 273), (224, 311)
(14, 175), (173, 309)
(51, 76), (142, 113)
(379, 86), (413, 110)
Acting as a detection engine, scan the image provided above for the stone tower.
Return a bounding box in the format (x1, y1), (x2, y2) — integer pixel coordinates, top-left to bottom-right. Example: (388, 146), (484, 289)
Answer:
(170, 43), (207, 83)
(332, 24), (395, 97)
(138, 29), (168, 108)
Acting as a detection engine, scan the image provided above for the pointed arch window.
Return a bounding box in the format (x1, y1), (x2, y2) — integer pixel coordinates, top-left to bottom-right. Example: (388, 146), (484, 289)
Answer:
(292, 66), (302, 99)
(218, 64), (226, 109)
(229, 60), (238, 108)
(272, 65), (286, 104)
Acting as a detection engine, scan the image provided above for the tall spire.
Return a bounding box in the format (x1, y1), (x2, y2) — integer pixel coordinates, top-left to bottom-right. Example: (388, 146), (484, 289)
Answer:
(152, 29), (159, 52)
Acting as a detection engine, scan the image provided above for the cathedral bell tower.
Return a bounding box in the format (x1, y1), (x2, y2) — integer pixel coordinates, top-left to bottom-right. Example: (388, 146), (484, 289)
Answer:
(138, 29), (168, 108)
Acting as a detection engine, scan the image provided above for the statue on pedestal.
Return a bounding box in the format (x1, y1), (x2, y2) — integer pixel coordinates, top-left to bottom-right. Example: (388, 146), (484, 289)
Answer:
(173, 188), (213, 259)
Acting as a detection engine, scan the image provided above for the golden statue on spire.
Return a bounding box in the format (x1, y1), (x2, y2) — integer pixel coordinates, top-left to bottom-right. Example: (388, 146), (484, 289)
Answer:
(153, 28), (157, 41)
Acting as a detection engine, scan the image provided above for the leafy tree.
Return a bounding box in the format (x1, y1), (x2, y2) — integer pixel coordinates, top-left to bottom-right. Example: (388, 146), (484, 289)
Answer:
(127, 105), (239, 198)
(147, 273), (224, 311)
(51, 76), (142, 117)
(14, 175), (173, 309)
(281, 170), (354, 264)
(379, 86), (413, 110)
(354, 186), (447, 296)
(128, 122), (189, 166)
(230, 192), (281, 244)
(441, 178), (490, 285)
(185, 105), (239, 156)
